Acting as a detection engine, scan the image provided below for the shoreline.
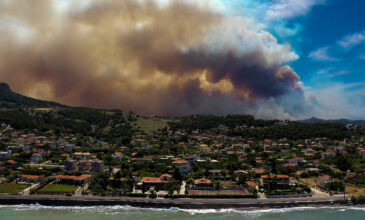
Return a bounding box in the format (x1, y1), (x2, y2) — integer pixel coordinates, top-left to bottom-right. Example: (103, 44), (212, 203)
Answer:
(0, 195), (351, 209)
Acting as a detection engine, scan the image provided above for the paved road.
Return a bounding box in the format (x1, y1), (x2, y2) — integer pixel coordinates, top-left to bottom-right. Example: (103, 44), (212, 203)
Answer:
(179, 181), (186, 195)
(74, 184), (89, 197)
(21, 183), (39, 196)
(0, 194), (345, 209)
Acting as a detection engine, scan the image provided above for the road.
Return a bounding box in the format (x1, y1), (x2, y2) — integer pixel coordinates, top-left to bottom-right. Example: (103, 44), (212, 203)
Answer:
(0, 194), (346, 209)
(74, 184), (89, 197)
(20, 183), (40, 196)
(179, 181), (186, 195)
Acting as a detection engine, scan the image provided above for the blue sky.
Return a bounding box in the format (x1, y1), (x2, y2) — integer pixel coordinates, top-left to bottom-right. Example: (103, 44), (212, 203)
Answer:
(220, 0), (365, 119)
(224, 0), (365, 88)
(291, 0), (365, 87)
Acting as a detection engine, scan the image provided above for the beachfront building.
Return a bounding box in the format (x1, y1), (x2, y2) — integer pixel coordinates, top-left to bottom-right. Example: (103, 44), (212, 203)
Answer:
(261, 174), (290, 190)
(19, 174), (44, 184)
(192, 178), (214, 190)
(172, 160), (191, 174)
(54, 175), (92, 186)
(138, 174), (172, 190)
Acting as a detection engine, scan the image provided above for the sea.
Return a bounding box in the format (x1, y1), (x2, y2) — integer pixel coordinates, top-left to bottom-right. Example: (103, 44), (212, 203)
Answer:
(0, 205), (365, 220)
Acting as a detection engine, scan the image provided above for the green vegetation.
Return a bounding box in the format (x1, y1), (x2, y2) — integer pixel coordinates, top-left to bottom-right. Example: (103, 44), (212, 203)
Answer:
(351, 195), (365, 204)
(0, 183), (27, 194)
(169, 114), (275, 131)
(169, 115), (351, 140)
(37, 184), (78, 195)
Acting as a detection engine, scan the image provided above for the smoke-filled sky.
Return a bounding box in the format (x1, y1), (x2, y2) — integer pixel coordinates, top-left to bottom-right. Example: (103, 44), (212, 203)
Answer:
(0, 0), (364, 119)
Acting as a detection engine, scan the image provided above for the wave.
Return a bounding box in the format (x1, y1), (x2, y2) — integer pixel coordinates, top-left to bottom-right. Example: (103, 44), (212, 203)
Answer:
(1, 204), (365, 216)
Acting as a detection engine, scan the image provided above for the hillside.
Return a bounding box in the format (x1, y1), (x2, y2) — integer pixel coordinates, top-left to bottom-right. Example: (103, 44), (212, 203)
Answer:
(298, 117), (365, 126)
(0, 82), (359, 141)
(0, 83), (65, 108)
(0, 83), (170, 143)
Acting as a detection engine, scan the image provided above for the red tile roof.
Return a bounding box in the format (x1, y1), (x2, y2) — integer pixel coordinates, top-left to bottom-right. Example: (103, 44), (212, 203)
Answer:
(7, 160), (17, 165)
(194, 178), (212, 185)
(172, 160), (189, 165)
(141, 177), (166, 184)
(20, 174), (42, 180)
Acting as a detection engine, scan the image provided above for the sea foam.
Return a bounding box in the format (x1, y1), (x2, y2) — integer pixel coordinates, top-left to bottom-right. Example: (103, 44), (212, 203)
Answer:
(0, 204), (365, 217)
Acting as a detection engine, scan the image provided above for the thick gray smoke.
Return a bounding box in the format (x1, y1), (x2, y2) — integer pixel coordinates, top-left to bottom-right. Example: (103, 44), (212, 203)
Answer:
(0, 0), (308, 119)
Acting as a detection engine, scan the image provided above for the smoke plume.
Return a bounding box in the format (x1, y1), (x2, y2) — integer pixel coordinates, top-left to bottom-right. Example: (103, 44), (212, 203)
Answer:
(0, 0), (307, 118)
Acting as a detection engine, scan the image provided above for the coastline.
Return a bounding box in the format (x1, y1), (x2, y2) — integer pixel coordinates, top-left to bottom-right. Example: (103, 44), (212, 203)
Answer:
(0, 195), (349, 209)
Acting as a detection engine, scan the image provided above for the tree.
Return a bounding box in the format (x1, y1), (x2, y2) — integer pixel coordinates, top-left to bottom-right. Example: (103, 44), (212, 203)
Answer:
(173, 168), (182, 181)
(149, 189), (157, 199)
(270, 157), (278, 174)
(214, 181), (222, 190)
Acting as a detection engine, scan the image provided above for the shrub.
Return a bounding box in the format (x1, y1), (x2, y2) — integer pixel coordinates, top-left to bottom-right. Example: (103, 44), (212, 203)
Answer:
(351, 195), (365, 204)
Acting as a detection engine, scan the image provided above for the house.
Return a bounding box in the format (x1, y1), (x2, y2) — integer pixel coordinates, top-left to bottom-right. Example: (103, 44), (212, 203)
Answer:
(131, 158), (150, 165)
(287, 157), (304, 165)
(261, 174), (290, 189)
(0, 151), (11, 159)
(112, 152), (123, 161)
(321, 151), (336, 159)
(172, 160), (191, 174)
(283, 163), (297, 168)
(234, 170), (249, 176)
(73, 152), (91, 160)
(138, 174), (171, 189)
(64, 143), (74, 152)
(192, 178), (214, 190)
(318, 175), (331, 188)
(253, 169), (265, 177)
(64, 158), (77, 171)
(305, 148), (315, 155)
(6, 160), (17, 168)
(54, 174), (92, 185)
(19, 174), (44, 184)
(30, 153), (42, 164)
(91, 159), (104, 173)
(305, 168), (320, 174)
(77, 160), (91, 172)
(246, 181), (257, 190)
(208, 170), (223, 178)
(160, 174), (172, 181)
(184, 155), (199, 164)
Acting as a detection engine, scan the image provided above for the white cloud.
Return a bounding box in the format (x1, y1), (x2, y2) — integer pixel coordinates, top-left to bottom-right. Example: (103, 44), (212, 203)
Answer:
(308, 47), (338, 61)
(338, 30), (365, 49)
(265, 0), (325, 21)
(317, 68), (348, 78)
(326, 70), (349, 78)
(317, 67), (333, 75)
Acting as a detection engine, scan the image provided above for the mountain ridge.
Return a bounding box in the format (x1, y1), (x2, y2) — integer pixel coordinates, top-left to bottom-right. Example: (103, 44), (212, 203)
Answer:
(0, 82), (65, 108)
(298, 117), (365, 125)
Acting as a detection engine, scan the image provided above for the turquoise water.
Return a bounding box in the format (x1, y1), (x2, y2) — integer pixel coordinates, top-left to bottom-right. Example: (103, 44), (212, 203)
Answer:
(0, 205), (365, 220)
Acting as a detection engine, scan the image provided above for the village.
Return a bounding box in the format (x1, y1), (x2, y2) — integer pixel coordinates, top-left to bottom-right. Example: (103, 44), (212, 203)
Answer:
(0, 120), (364, 201)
